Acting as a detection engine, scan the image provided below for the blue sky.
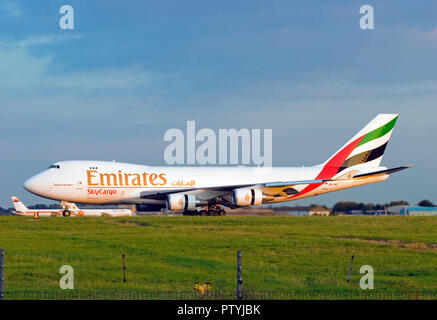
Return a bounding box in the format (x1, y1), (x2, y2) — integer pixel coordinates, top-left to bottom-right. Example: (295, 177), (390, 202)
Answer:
(0, 0), (436, 207)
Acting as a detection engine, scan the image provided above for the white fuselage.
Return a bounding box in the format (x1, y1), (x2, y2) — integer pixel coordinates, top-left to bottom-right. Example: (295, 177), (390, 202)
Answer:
(23, 160), (388, 205)
(14, 209), (132, 217)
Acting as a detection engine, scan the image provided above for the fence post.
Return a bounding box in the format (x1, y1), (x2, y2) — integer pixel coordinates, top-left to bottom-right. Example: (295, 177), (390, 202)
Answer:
(347, 255), (354, 283)
(1, 249), (5, 300)
(236, 250), (242, 300)
(122, 253), (126, 283)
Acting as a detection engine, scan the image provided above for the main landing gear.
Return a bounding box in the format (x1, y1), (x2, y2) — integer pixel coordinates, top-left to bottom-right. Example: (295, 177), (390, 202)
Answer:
(182, 207), (227, 216)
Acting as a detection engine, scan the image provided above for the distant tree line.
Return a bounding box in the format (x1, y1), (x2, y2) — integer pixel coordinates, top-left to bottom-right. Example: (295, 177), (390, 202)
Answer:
(332, 199), (435, 213)
(332, 201), (405, 213)
(271, 204), (329, 211)
(268, 199), (435, 214)
(0, 207), (13, 215)
(28, 204), (61, 209)
(0, 199), (435, 215)
(0, 203), (62, 215)
(417, 199), (434, 207)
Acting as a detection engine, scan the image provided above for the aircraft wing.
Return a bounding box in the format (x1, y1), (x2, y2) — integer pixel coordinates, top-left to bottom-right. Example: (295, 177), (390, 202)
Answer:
(138, 179), (333, 200)
(263, 179), (331, 187)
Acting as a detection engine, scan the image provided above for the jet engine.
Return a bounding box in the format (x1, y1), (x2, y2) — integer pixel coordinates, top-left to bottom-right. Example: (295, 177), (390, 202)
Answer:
(232, 188), (263, 207)
(166, 194), (197, 211)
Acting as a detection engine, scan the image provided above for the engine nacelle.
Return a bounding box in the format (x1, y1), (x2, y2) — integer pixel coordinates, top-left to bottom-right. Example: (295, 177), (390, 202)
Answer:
(166, 194), (197, 211)
(232, 188), (263, 207)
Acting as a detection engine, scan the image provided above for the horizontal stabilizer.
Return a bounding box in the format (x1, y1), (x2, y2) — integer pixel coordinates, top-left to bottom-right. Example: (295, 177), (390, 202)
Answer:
(353, 165), (413, 178)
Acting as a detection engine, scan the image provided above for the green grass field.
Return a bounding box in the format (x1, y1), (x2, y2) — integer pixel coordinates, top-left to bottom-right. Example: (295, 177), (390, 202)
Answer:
(1, 215), (436, 300)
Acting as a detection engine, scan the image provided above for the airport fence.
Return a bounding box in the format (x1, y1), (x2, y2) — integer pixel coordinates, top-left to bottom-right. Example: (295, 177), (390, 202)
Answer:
(2, 247), (437, 300)
(3, 289), (437, 300)
(2, 234), (437, 301)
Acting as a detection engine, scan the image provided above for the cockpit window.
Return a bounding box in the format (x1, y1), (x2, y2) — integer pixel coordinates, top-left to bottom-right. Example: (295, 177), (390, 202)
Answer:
(48, 164), (60, 169)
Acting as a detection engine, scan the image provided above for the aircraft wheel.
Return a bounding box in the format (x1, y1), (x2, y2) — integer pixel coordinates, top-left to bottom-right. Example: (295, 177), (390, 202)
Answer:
(208, 210), (218, 216)
(62, 210), (71, 217)
(199, 210), (208, 216)
(218, 209), (226, 216)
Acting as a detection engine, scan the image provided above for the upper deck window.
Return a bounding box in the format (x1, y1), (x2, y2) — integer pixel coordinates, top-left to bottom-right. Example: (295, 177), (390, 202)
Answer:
(48, 164), (60, 169)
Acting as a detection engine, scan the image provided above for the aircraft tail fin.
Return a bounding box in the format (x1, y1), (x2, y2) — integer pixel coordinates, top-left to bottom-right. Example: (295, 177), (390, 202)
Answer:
(316, 114), (399, 178)
(11, 196), (29, 213)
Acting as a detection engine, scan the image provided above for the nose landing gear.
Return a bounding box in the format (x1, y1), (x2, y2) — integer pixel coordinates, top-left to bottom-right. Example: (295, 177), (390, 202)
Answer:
(62, 210), (71, 217)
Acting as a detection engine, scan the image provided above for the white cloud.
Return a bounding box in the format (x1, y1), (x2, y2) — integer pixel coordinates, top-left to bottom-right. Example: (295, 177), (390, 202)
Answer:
(404, 26), (437, 47)
(48, 66), (155, 90)
(0, 35), (157, 96)
(13, 35), (83, 48)
(0, 0), (21, 17)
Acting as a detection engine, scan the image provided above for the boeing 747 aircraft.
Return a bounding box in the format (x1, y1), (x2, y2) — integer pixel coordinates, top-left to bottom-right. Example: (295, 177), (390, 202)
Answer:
(23, 114), (411, 216)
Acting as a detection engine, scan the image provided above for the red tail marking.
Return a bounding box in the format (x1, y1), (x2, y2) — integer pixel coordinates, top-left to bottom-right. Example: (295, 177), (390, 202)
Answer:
(287, 134), (365, 199)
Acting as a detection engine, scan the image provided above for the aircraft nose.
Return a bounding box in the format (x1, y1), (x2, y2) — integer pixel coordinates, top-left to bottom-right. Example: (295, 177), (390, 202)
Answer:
(23, 175), (42, 194)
